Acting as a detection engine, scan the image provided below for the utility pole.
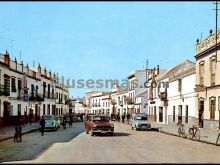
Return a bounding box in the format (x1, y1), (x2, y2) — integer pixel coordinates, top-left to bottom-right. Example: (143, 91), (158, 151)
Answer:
(214, 1), (220, 63)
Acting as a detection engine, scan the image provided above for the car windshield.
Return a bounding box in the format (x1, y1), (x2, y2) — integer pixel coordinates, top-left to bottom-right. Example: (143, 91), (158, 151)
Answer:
(93, 116), (109, 122)
(136, 116), (147, 120)
(44, 116), (53, 120)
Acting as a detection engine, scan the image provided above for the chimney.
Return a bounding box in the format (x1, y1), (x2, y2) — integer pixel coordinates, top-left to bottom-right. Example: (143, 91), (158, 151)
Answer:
(49, 70), (52, 79)
(53, 72), (56, 82)
(157, 65), (159, 75)
(4, 50), (10, 66)
(38, 63), (41, 76)
(15, 57), (17, 70)
(21, 61), (23, 73)
(26, 63), (29, 74)
(44, 67), (47, 77)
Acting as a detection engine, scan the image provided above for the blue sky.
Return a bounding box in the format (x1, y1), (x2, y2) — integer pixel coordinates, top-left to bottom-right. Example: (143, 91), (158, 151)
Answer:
(0, 2), (215, 97)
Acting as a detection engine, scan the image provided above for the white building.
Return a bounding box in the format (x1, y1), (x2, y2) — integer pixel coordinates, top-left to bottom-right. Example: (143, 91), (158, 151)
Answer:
(74, 98), (84, 114)
(166, 60), (196, 126)
(0, 51), (69, 127)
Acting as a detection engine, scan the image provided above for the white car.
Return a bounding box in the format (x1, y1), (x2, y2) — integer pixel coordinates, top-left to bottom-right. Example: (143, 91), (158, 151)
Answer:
(131, 113), (151, 131)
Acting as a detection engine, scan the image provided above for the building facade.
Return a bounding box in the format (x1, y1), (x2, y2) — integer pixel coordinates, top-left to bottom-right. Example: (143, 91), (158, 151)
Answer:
(194, 30), (220, 129)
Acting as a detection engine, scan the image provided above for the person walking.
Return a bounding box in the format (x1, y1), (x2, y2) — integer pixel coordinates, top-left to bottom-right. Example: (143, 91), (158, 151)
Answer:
(17, 115), (23, 142)
(127, 113), (131, 124)
(40, 116), (45, 136)
(14, 116), (19, 143)
(122, 112), (126, 123)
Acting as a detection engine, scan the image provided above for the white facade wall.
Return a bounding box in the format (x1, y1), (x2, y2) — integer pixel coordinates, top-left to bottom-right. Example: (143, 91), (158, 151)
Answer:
(167, 74), (196, 126)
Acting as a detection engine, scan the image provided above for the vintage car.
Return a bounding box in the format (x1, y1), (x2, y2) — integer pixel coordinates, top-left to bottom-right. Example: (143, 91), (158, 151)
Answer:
(131, 113), (151, 131)
(85, 115), (114, 136)
(40, 115), (59, 131)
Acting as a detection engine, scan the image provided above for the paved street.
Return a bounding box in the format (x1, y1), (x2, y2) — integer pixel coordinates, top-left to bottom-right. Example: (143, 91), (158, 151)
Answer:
(0, 122), (84, 163)
(3, 122), (220, 164)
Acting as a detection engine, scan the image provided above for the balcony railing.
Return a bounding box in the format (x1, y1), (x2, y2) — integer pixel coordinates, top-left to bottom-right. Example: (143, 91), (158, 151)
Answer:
(44, 92), (56, 99)
(127, 97), (134, 105)
(29, 93), (44, 102)
(0, 84), (10, 96)
(119, 101), (123, 107)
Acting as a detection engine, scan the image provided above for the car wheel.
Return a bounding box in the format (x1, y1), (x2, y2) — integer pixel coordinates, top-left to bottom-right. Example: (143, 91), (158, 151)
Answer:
(135, 126), (138, 131)
(91, 132), (95, 136)
(132, 126), (133, 130)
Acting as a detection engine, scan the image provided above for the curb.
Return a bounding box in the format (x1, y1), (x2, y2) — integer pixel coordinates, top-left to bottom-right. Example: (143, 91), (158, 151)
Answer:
(159, 129), (218, 147)
(0, 128), (38, 143)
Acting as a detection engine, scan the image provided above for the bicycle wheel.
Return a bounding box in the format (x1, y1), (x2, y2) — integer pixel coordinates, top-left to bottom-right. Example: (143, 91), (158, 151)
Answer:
(195, 129), (200, 141)
(188, 128), (194, 139)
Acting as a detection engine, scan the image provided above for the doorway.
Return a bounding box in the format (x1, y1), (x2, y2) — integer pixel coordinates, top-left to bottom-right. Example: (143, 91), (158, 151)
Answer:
(178, 105), (182, 123)
(199, 100), (204, 128)
(159, 107), (163, 122)
(3, 101), (10, 125)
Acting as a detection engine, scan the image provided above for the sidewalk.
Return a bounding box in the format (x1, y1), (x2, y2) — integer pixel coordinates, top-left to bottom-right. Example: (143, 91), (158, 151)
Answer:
(151, 122), (220, 146)
(0, 123), (39, 142)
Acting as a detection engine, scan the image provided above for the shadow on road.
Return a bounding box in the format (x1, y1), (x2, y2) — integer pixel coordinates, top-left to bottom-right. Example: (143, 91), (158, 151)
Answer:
(94, 132), (131, 137)
(114, 132), (131, 136)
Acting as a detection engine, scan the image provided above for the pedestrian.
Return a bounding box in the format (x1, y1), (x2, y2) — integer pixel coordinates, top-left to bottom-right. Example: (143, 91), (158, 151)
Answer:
(40, 116), (45, 136)
(122, 112), (126, 123)
(29, 113), (32, 125)
(17, 115), (23, 142)
(24, 112), (28, 124)
(117, 113), (120, 122)
(127, 113), (131, 124)
(80, 113), (83, 122)
(14, 116), (19, 143)
(69, 113), (73, 127)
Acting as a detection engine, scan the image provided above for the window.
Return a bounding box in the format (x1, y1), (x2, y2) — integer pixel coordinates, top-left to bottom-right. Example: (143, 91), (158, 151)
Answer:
(36, 86), (39, 96)
(43, 104), (45, 115)
(178, 105), (182, 123)
(185, 105), (188, 124)
(47, 104), (50, 115)
(173, 106), (175, 122)
(210, 59), (216, 86)
(11, 77), (16, 92)
(210, 98), (216, 120)
(43, 82), (46, 97)
(48, 84), (50, 98)
(199, 62), (204, 85)
(218, 97), (220, 112)
(18, 79), (21, 90)
(31, 84), (34, 97)
(178, 79), (182, 93)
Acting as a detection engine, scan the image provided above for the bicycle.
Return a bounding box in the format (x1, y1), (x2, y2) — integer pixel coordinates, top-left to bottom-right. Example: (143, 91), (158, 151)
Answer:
(177, 123), (185, 137)
(188, 125), (200, 141)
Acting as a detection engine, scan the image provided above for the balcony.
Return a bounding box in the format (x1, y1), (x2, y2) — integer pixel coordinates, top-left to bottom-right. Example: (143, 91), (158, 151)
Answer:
(111, 99), (117, 105)
(158, 92), (167, 101)
(29, 93), (44, 102)
(45, 92), (56, 99)
(119, 101), (123, 107)
(126, 97), (134, 105)
(17, 90), (23, 100)
(0, 84), (10, 96)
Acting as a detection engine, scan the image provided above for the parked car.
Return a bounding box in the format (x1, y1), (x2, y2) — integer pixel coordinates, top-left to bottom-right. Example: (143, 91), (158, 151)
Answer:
(131, 113), (151, 131)
(40, 115), (58, 131)
(85, 115), (114, 136)
(54, 116), (61, 128)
